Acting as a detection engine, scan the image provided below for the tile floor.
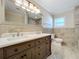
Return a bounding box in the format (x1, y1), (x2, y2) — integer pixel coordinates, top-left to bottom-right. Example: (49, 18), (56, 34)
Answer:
(47, 42), (79, 59)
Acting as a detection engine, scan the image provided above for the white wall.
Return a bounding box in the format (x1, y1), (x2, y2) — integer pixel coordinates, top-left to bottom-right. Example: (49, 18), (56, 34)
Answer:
(54, 10), (75, 28)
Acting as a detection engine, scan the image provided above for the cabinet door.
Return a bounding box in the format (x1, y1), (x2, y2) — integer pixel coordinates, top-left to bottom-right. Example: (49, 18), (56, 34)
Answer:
(26, 49), (31, 59)
(0, 48), (3, 59)
(31, 48), (36, 59)
(36, 52), (43, 59)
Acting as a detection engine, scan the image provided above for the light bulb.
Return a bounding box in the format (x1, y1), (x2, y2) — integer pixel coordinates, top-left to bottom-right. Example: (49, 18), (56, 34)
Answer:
(15, 0), (22, 5)
(35, 9), (40, 14)
(15, 2), (20, 6)
(31, 11), (34, 13)
(26, 9), (30, 11)
(23, 0), (28, 7)
(22, 6), (26, 9)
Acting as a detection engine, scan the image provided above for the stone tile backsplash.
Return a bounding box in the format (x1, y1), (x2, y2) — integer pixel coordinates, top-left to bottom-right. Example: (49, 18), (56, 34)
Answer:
(0, 24), (42, 35)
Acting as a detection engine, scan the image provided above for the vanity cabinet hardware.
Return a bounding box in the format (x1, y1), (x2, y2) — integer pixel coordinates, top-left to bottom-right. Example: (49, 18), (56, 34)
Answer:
(24, 54), (27, 56)
(21, 56), (24, 58)
(14, 48), (18, 52)
(28, 44), (31, 47)
(38, 47), (40, 49)
(38, 53), (40, 55)
(38, 41), (41, 43)
(35, 39), (44, 45)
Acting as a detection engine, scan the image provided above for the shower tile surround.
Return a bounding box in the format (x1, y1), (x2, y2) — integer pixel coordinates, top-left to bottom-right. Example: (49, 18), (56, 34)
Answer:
(54, 28), (76, 47)
(52, 28), (79, 59)
(53, 6), (79, 52)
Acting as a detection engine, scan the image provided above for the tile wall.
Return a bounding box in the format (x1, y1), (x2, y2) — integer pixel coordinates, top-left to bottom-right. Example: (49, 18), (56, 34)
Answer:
(54, 28), (76, 47)
(0, 24), (42, 35)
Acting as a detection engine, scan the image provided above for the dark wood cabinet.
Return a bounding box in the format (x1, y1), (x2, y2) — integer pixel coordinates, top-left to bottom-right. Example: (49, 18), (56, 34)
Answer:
(26, 49), (31, 59)
(0, 48), (3, 59)
(0, 35), (51, 59)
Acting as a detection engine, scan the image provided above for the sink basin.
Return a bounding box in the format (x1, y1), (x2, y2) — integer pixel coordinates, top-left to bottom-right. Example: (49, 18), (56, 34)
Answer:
(7, 37), (18, 41)
(0, 34), (43, 42)
(6, 35), (30, 41)
(6, 37), (24, 41)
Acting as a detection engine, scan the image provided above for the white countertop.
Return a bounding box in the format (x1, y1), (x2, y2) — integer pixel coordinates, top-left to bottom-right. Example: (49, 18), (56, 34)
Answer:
(0, 34), (51, 48)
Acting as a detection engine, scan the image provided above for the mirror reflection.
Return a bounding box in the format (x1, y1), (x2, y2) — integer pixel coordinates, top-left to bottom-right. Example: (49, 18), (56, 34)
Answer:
(5, 0), (42, 25)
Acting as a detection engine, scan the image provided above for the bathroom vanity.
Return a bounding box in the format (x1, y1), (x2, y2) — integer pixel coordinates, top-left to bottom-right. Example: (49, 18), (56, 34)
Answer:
(0, 34), (51, 59)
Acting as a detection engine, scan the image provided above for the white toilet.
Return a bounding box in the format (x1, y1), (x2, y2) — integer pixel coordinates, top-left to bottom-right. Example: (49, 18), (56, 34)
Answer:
(50, 34), (64, 59)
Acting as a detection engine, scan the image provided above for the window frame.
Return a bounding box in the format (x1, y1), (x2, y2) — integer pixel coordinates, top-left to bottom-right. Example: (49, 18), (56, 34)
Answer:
(54, 17), (65, 28)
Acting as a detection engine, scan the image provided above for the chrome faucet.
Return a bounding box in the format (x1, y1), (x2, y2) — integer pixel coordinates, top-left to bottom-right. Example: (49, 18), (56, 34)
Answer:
(8, 28), (21, 37)
(16, 32), (20, 37)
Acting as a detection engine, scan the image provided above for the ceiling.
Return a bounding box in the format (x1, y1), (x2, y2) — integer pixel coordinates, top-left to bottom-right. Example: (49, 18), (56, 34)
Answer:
(32, 0), (79, 15)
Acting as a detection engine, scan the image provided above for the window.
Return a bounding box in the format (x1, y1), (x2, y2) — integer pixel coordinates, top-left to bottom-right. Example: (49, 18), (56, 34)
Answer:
(54, 17), (64, 28)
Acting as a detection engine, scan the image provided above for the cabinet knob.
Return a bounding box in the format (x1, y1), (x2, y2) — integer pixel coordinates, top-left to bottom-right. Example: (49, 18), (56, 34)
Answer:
(38, 41), (40, 43)
(45, 38), (47, 40)
(24, 54), (27, 56)
(38, 47), (40, 49)
(38, 53), (40, 55)
(21, 56), (24, 58)
(28, 44), (31, 47)
(14, 49), (18, 52)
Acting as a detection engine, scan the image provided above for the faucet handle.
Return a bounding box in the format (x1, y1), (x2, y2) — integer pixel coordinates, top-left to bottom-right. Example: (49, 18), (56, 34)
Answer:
(12, 34), (16, 37)
(17, 32), (20, 37)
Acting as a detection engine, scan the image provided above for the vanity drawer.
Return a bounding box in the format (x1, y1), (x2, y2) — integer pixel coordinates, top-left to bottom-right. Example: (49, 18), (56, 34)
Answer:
(35, 51), (43, 59)
(35, 45), (46, 59)
(35, 45), (42, 52)
(35, 44), (46, 56)
(4, 43), (27, 57)
(8, 51), (27, 59)
(26, 41), (35, 48)
(35, 38), (45, 45)
(4, 41), (35, 57)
